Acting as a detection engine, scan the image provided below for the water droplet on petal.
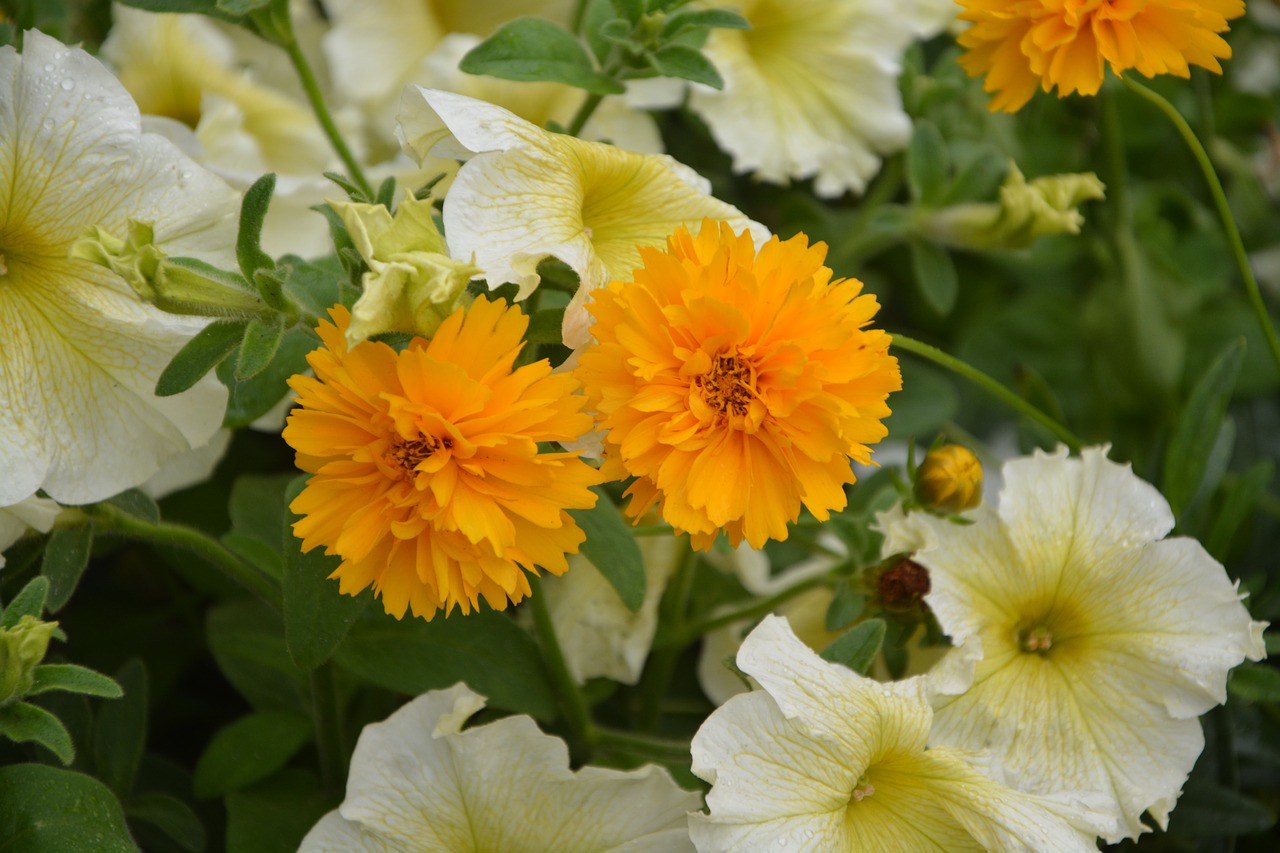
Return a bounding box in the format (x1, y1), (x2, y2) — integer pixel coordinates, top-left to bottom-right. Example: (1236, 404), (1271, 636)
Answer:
(60, 79), (75, 91)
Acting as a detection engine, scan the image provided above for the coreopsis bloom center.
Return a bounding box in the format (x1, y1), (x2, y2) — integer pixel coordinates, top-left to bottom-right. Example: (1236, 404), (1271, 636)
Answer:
(691, 350), (762, 429)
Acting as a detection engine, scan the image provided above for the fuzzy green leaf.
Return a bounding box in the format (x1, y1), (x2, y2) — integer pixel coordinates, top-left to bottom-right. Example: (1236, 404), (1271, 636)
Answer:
(235, 314), (287, 381)
(1, 576), (49, 627)
(568, 488), (646, 612)
(908, 238), (958, 315)
(28, 665), (122, 699)
(194, 710), (313, 798)
(1162, 338), (1245, 518)
(0, 764), (139, 851)
(236, 173), (276, 280)
(93, 660), (148, 796)
(156, 320), (246, 397)
(820, 619), (886, 675)
(125, 793), (205, 853)
(0, 702), (74, 764)
(646, 44), (722, 88)
(460, 17), (625, 94)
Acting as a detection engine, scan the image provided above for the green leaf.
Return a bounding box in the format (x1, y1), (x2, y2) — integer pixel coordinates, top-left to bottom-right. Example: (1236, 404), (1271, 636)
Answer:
(567, 488), (645, 612)
(116, 0), (225, 14)
(907, 120), (949, 205)
(125, 793), (205, 853)
(94, 660), (148, 796)
(526, 308), (566, 344)
(908, 238), (958, 315)
(235, 315), (287, 381)
(1162, 338), (1245, 518)
(819, 619), (886, 675)
(1166, 776), (1276, 837)
(222, 473), (296, 579)
(612, 0), (645, 24)
(646, 44), (722, 88)
(824, 583), (865, 632)
(1205, 460), (1275, 562)
(335, 609), (557, 720)
(225, 770), (332, 853)
(1228, 662), (1280, 704)
(660, 8), (749, 38)
(584, 0), (619, 61)
(218, 326), (315, 428)
(236, 174), (276, 280)
(194, 710), (313, 799)
(281, 477), (370, 670)
(1, 576), (49, 626)
(40, 524), (94, 613)
(207, 600), (309, 711)
(105, 489), (162, 524)
(156, 321), (246, 397)
(0, 702), (74, 764)
(28, 664), (123, 699)
(0, 764), (139, 852)
(218, 0), (270, 14)
(459, 17), (625, 95)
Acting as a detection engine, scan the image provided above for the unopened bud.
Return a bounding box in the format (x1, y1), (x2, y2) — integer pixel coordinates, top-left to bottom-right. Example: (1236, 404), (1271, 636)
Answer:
(72, 219), (269, 319)
(914, 444), (983, 514)
(0, 616), (57, 706)
(919, 163), (1105, 250)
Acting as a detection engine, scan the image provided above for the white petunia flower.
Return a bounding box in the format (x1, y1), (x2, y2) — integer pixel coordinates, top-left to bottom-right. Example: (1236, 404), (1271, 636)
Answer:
(0, 31), (237, 505)
(542, 534), (682, 685)
(100, 5), (356, 258)
(300, 683), (700, 852)
(689, 615), (1115, 851)
(688, 0), (916, 198)
(885, 446), (1268, 841)
(397, 88), (768, 347)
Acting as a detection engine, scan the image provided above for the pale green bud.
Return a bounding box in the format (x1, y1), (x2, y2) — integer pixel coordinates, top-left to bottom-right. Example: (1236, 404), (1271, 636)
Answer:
(71, 219), (269, 319)
(919, 163), (1105, 250)
(333, 196), (482, 346)
(0, 616), (57, 706)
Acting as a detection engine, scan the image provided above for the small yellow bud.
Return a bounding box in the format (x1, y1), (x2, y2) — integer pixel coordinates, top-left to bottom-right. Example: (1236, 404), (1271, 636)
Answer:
(919, 163), (1105, 250)
(71, 219), (269, 318)
(0, 616), (58, 706)
(914, 444), (984, 514)
(332, 195), (482, 347)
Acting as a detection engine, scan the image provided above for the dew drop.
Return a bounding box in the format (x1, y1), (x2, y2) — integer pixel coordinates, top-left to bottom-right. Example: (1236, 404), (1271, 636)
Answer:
(60, 79), (75, 91)
(43, 63), (55, 72)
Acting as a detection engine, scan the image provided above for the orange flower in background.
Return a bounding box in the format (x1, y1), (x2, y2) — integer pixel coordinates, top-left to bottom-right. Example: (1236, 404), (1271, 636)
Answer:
(576, 220), (900, 550)
(284, 298), (603, 620)
(958, 0), (1245, 113)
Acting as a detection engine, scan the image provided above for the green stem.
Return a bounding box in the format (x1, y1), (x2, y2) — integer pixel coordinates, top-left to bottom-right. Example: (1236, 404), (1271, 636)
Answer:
(890, 334), (1084, 453)
(310, 663), (346, 791)
(90, 505), (281, 608)
(1122, 76), (1280, 375)
(283, 38), (373, 199)
(664, 574), (828, 649)
(528, 574), (597, 759)
(566, 93), (605, 138)
(571, 0), (590, 33)
(638, 540), (696, 730)
(596, 728), (692, 765)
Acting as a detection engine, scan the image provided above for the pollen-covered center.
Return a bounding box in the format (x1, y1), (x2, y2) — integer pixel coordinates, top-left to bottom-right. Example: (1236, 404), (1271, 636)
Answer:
(1014, 599), (1088, 657)
(387, 432), (451, 476)
(695, 352), (757, 419)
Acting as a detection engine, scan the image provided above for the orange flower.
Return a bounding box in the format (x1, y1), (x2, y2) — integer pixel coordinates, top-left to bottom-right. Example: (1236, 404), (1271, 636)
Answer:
(957, 0), (1245, 113)
(575, 220), (900, 550)
(284, 298), (603, 620)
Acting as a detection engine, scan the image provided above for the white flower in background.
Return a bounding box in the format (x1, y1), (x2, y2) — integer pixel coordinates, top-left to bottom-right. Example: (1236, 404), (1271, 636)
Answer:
(905, 0), (961, 38)
(542, 534), (681, 685)
(689, 0), (916, 197)
(397, 88), (768, 347)
(100, 5), (352, 258)
(412, 33), (666, 154)
(0, 495), (63, 569)
(0, 31), (237, 505)
(321, 0), (573, 106)
(300, 683), (700, 852)
(689, 616), (1114, 851)
(884, 446), (1268, 841)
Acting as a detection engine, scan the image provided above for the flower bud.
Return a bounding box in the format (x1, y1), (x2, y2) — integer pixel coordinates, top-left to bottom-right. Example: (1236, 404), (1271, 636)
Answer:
(918, 163), (1105, 250)
(914, 444), (983, 514)
(0, 616), (58, 706)
(71, 219), (269, 318)
(332, 196), (482, 347)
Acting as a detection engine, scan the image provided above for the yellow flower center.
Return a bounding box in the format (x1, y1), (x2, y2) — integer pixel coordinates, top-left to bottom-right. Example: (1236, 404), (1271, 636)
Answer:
(1019, 625), (1054, 654)
(696, 352), (757, 421)
(387, 433), (451, 477)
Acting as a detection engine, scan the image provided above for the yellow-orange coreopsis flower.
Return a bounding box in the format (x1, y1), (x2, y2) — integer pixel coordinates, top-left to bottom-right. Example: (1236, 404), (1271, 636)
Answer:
(284, 298), (603, 620)
(957, 0), (1245, 112)
(576, 220), (900, 550)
